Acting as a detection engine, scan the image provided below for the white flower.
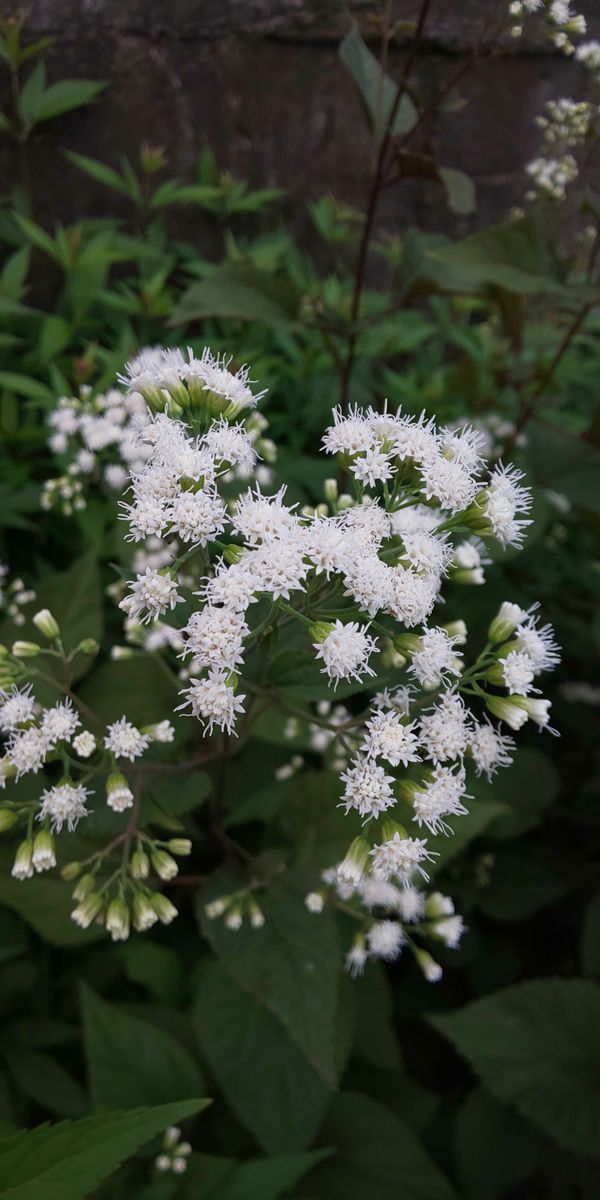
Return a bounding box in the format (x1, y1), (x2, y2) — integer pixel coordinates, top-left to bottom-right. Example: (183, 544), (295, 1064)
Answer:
(183, 607), (248, 671)
(388, 567), (438, 627)
(314, 620), (378, 687)
(39, 782), (90, 832)
(120, 569), (183, 624)
(104, 464), (129, 491)
(350, 447), (394, 488)
(148, 720), (175, 743)
(410, 627), (462, 689)
(400, 529), (452, 577)
(167, 489), (226, 545)
(419, 452), (479, 513)
(339, 757), (396, 820)
(345, 940), (368, 977)
(484, 464), (532, 547)
(367, 920), (405, 961)
(122, 495), (168, 542)
(203, 420), (257, 471)
(322, 406), (375, 457)
(395, 886), (426, 923)
(305, 892), (324, 914)
(501, 649), (536, 695)
(231, 485), (297, 545)
(0, 684), (36, 731)
(431, 914), (465, 948)
(469, 719), (515, 779)
(104, 717), (151, 761)
(412, 766), (469, 834)
(40, 700), (80, 746)
(575, 41), (600, 69)
(362, 709), (421, 767)
(514, 616), (560, 673)
(358, 876), (404, 910)
(369, 832), (434, 885)
(8, 727), (49, 777)
(419, 692), (470, 762)
(250, 541), (308, 600)
(189, 349), (264, 413)
(178, 669), (245, 735)
(343, 555), (394, 617)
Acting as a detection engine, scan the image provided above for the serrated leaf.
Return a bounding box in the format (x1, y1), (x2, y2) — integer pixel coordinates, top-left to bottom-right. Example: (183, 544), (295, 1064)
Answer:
(81, 986), (205, 1110)
(0, 852), (103, 946)
(193, 958), (331, 1153)
(300, 1090), (459, 1199)
(0, 1100), (208, 1199)
(199, 875), (339, 1086)
(171, 265), (300, 329)
(430, 979), (600, 1156)
(179, 1148), (331, 1200)
(454, 1087), (545, 1200)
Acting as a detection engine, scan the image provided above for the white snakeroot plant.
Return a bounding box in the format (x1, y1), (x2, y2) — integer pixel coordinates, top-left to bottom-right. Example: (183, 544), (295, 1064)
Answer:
(0, 348), (561, 984)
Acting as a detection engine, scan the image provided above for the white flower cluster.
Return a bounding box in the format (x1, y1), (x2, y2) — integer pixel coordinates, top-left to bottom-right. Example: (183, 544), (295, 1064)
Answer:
(527, 98), (595, 201)
(508, 0), (588, 52)
(0, 564), (35, 627)
(308, 871), (466, 981)
(43, 383), (150, 513)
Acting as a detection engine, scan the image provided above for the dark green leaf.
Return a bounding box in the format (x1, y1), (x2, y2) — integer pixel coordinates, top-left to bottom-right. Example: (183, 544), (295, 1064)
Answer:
(193, 958), (331, 1152)
(339, 26), (417, 139)
(82, 986), (205, 1110)
(431, 979), (600, 1156)
(171, 265), (300, 329)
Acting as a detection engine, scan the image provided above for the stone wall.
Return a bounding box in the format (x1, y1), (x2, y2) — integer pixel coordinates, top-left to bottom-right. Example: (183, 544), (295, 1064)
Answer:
(2, 1), (600, 245)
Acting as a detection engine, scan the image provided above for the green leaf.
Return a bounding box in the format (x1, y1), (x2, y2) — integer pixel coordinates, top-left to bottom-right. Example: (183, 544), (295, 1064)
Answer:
(64, 150), (131, 196)
(526, 420), (600, 513)
(300, 1090), (459, 1199)
(339, 26), (417, 139)
(81, 986), (205, 1111)
(171, 265), (300, 329)
(438, 167), (476, 216)
(423, 216), (564, 296)
(0, 1100), (208, 1199)
(454, 1087), (545, 1200)
(0, 853), (103, 946)
(193, 958), (331, 1153)
(17, 60), (46, 128)
(430, 979), (600, 1156)
(0, 372), (53, 400)
(179, 1148), (331, 1200)
(481, 748), (559, 840)
(408, 796), (507, 876)
(3, 1050), (87, 1118)
(30, 79), (104, 123)
(199, 875), (339, 1086)
(78, 655), (177, 726)
(11, 214), (61, 263)
(118, 941), (186, 1006)
(29, 553), (102, 677)
(478, 848), (566, 922)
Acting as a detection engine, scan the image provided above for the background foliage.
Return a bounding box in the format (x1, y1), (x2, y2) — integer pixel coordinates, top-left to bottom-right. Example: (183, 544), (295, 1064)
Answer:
(0, 6), (600, 1198)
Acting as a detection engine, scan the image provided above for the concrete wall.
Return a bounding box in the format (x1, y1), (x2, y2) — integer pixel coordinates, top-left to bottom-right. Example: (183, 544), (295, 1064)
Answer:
(2, 1), (600, 245)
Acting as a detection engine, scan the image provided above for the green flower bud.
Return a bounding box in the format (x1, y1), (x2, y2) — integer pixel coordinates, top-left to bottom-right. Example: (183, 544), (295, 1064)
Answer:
(324, 478), (338, 504)
(61, 860), (82, 882)
(309, 621), (335, 645)
(0, 807), (18, 832)
(337, 836), (370, 887)
(485, 694), (529, 731)
(166, 838), (192, 857)
(151, 849), (179, 881)
(130, 848), (150, 880)
(132, 892), (159, 932)
(32, 829), (56, 873)
(223, 543), (244, 565)
(151, 892), (178, 925)
(11, 839), (34, 880)
(72, 872), (96, 902)
(33, 609), (60, 640)
(105, 896), (130, 942)
(78, 638), (99, 656)
(71, 892), (104, 929)
(488, 601), (528, 644)
(413, 946), (442, 982)
(106, 773), (133, 813)
(12, 641), (40, 658)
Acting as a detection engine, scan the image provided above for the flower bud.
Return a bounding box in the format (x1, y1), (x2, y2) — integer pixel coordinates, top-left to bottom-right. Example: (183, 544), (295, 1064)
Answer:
(337, 836), (370, 888)
(106, 773), (133, 812)
(61, 860), (82, 881)
(0, 807), (18, 832)
(111, 646), (137, 660)
(518, 696), (553, 729)
(132, 892), (159, 932)
(106, 896), (130, 942)
(249, 899), (265, 928)
(32, 829), (56, 873)
(12, 641), (40, 658)
(166, 838), (192, 857)
(130, 848), (150, 880)
(11, 839), (34, 880)
(413, 947), (443, 982)
(223, 543), (245, 565)
(484, 694), (529, 731)
(324, 478), (338, 504)
(488, 601), (528, 644)
(225, 903), (243, 931)
(151, 849), (179, 881)
(151, 892), (178, 925)
(33, 609), (60, 640)
(72, 872), (97, 902)
(425, 891), (455, 919)
(305, 891), (324, 914)
(205, 896), (229, 919)
(309, 621), (335, 645)
(441, 619), (468, 645)
(143, 720), (174, 744)
(77, 638), (99, 656)
(71, 892), (104, 928)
